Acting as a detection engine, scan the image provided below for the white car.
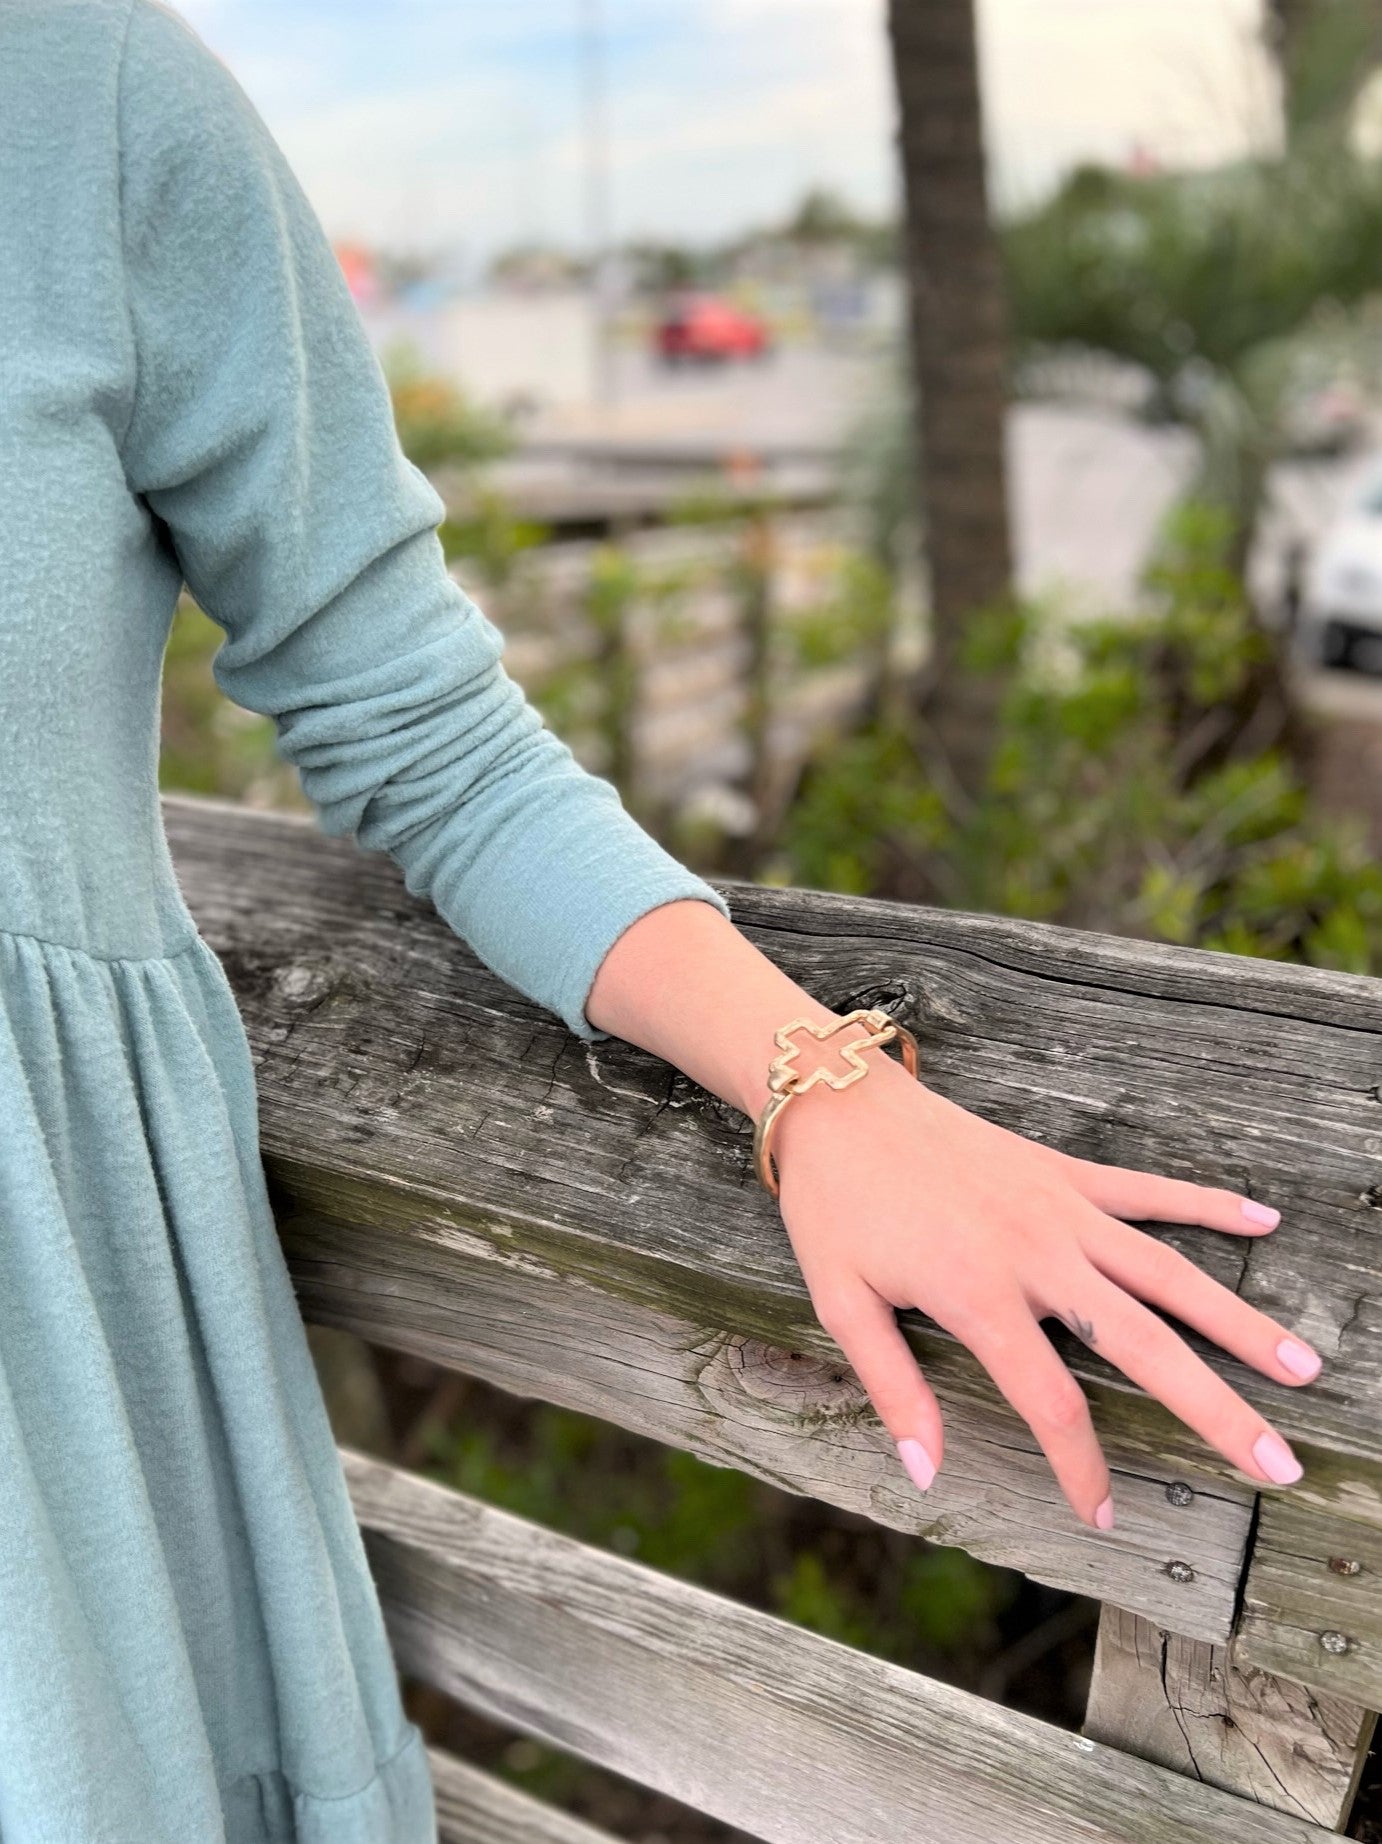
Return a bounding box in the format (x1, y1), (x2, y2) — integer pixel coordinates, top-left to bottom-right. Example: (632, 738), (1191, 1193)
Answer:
(1298, 464), (1382, 671)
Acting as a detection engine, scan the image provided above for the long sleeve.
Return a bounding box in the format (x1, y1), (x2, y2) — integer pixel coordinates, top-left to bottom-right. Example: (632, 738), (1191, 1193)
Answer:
(114, 0), (731, 1043)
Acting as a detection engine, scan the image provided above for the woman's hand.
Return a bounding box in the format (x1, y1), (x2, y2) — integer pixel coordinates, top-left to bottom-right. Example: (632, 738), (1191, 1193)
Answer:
(581, 900), (1321, 1531)
(769, 1044), (1322, 1531)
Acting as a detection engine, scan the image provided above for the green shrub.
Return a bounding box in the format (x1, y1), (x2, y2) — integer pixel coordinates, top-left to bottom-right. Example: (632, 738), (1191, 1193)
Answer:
(783, 506), (1382, 972)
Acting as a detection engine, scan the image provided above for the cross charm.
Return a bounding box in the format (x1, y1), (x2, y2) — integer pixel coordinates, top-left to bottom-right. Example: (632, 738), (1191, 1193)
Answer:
(752, 1007), (920, 1198)
(766, 1008), (900, 1096)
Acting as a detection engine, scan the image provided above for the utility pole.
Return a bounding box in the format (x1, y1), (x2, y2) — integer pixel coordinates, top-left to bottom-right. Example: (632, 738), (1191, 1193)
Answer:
(580, 0), (617, 409)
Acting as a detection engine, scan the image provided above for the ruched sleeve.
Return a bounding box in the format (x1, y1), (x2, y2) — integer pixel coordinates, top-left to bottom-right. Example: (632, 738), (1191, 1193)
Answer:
(114, 0), (731, 1042)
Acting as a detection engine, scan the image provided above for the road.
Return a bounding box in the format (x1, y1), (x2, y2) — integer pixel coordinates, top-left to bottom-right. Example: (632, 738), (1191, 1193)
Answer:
(526, 346), (1382, 756)
(530, 345), (1366, 600)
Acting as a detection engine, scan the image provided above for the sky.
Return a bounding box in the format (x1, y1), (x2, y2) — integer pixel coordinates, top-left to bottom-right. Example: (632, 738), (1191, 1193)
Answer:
(174, 0), (1283, 268)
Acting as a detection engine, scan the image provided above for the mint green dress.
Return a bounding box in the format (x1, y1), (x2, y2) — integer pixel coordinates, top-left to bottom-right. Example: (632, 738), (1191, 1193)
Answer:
(0, 0), (731, 1837)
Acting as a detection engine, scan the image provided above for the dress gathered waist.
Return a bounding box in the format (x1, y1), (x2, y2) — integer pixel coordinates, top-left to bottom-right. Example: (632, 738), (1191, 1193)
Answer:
(0, 921), (206, 966)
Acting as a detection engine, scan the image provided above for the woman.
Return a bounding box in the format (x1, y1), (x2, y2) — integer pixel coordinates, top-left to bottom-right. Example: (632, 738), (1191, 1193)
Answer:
(0, 0), (1321, 1837)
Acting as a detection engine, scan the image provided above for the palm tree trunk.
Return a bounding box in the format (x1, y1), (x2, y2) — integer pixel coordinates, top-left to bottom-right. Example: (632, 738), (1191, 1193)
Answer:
(1266, 0), (1318, 69)
(887, 0), (1013, 815)
(1266, 0), (1382, 142)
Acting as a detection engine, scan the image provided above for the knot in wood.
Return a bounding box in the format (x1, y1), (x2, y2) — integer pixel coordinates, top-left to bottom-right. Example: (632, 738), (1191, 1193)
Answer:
(1319, 1630), (1352, 1654)
(1328, 1556), (1363, 1576)
(1164, 1559), (1196, 1584)
(726, 1337), (867, 1417)
(1165, 1482), (1194, 1507)
(272, 963), (336, 1008)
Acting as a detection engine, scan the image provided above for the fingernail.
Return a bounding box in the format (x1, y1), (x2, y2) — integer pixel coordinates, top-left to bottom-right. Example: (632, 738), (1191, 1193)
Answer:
(1252, 1430), (1303, 1484)
(1241, 1200), (1280, 1228)
(1094, 1495), (1115, 1531)
(896, 1437), (936, 1492)
(1276, 1337), (1322, 1382)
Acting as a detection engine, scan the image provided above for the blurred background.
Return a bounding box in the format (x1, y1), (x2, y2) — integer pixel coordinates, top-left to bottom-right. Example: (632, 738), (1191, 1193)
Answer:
(161, 2), (1382, 1836)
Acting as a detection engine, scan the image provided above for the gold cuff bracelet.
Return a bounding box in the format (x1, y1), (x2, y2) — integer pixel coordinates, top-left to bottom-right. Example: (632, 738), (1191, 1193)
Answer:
(752, 1007), (920, 1199)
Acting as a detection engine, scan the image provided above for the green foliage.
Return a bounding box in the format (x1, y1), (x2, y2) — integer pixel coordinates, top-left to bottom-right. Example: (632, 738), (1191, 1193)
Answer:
(159, 597), (303, 810)
(771, 1550), (880, 1651)
(527, 541), (706, 762)
(1004, 154), (1382, 387)
(897, 1545), (1018, 1656)
(423, 1402), (763, 1586)
(1001, 140), (1382, 564)
(783, 505), (1382, 971)
(778, 721), (947, 897)
(786, 548), (898, 673)
(382, 339), (511, 471)
(420, 1387), (1019, 1738)
(772, 1543), (1015, 1662)
(438, 490), (548, 586)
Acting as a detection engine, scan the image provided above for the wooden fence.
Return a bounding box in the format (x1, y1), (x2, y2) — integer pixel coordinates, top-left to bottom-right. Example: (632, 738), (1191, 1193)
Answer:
(467, 509), (897, 815)
(166, 792), (1382, 1843)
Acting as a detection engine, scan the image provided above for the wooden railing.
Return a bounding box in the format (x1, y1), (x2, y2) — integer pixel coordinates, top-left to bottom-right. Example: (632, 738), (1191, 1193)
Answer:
(165, 791), (1382, 1843)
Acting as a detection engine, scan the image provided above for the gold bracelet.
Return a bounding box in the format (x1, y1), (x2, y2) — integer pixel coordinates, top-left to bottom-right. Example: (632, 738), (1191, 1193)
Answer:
(752, 1007), (920, 1200)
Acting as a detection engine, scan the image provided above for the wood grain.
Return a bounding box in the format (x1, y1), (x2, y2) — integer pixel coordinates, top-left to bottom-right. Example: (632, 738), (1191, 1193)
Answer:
(162, 795), (1382, 1706)
(164, 795), (1382, 1477)
(286, 1206), (1252, 1638)
(344, 1449), (1341, 1844)
(426, 1746), (622, 1844)
(1236, 1492), (1382, 1707)
(1084, 1606), (1375, 1827)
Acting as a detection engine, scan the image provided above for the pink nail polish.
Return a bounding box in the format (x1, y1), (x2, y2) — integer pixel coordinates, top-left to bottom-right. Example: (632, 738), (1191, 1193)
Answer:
(1094, 1496), (1115, 1530)
(1252, 1430), (1303, 1484)
(1241, 1200), (1280, 1229)
(896, 1437), (936, 1492)
(1276, 1337), (1321, 1382)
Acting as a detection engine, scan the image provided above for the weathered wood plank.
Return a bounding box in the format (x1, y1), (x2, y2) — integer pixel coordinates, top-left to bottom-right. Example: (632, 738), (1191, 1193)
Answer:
(287, 1206), (1252, 1640)
(343, 1449), (1339, 1844)
(425, 1746), (621, 1844)
(1083, 1606), (1375, 1828)
(1236, 1492), (1382, 1707)
(163, 794), (1382, 1489)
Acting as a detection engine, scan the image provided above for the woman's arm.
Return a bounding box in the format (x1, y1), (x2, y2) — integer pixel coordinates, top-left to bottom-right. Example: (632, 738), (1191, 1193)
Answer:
(116, 0), (731, 1045)
(588, 899), (1320, 1530)
(117, 0), (1322, 1536)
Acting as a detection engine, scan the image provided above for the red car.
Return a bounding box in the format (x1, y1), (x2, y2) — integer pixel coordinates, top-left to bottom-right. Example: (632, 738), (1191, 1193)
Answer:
(655, 294), (772, 365)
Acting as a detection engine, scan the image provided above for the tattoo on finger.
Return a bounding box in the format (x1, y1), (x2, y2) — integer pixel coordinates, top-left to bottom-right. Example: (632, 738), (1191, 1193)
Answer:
(1057, 1310), (1097, 1348)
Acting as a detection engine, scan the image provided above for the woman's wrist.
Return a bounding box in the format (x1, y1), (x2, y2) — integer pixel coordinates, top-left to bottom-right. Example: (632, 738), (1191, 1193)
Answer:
(583, 899), (914, 1184)
(585, 899), (848, 1121)
(754, 1022), (924, 1181)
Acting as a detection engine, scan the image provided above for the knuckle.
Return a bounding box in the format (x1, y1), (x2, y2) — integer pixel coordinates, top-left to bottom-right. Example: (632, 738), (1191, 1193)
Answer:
(947, 1281), (1028, 1346)
(1095, 1292), (1163, 1365)
(1140, 1234), (1190, 1286)
(1053, 1148), (1093, 1177)
(1040, 1380), (1092, 1433)
(1025, 1140), (1067, 1174)
(1017, 1182), (1071, 1231)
